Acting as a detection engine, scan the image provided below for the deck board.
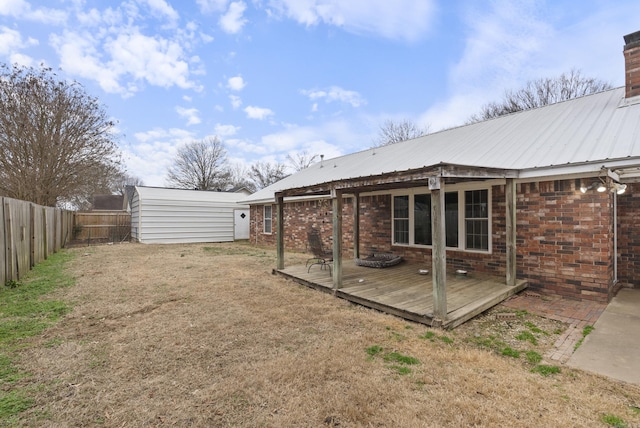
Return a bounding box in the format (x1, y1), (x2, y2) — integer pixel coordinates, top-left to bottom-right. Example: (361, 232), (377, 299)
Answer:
(279, 259), (527, 328)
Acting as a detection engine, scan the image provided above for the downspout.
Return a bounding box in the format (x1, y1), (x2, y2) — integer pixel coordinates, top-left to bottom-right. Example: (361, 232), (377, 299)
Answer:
(614, 192), (618, 284)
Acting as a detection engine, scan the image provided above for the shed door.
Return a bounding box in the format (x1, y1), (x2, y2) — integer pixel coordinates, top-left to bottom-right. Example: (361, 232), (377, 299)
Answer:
(234, 209), (250, 240)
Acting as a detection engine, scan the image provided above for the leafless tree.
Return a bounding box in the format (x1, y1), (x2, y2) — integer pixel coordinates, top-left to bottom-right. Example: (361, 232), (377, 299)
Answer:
(165, 136), (231, 190)
(287, 150), (319, 171)
(228, 163), (256, 193)
(0, 63), (122, 207)
(249, 161), (288, 190)
(112, 172), (144, 196)
(373, 119), (429, 147)
(468, 69), (613, 122)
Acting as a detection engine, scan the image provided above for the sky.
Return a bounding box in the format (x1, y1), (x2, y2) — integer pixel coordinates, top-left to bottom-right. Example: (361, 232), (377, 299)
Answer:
(1, 0), (639, 187)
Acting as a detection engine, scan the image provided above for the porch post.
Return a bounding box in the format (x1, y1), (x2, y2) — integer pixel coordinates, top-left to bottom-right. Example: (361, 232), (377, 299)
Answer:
(353, 193), (360, 259)
(332, 189), (343, 290)
(430, 177), (447, 324)
(276, 194), (284, 270)
(505, 178), (517, 286)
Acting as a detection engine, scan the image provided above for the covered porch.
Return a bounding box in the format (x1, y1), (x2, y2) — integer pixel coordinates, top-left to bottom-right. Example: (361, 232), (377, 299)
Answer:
(278, 261), (527, 329)
(275, 163), (521, 327)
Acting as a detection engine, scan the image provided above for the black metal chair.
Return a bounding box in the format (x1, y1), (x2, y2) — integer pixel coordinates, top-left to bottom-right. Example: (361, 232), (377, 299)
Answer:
(306, 229), (333, 274)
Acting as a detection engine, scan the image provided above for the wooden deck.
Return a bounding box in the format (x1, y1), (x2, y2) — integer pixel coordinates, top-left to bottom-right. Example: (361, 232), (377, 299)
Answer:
(278, 261), (528, 329)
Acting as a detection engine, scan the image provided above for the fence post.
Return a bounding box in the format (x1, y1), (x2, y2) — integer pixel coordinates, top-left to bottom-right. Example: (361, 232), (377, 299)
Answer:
(4, 201), (15, 282)
(42, 207), (48, 259)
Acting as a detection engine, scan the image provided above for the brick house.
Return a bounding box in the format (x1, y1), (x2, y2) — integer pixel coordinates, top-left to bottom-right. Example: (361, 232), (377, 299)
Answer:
(242, 31), (640, 320)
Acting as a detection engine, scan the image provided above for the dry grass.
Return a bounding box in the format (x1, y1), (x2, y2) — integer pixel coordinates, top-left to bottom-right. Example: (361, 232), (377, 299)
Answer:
(12, 242), (640, 427)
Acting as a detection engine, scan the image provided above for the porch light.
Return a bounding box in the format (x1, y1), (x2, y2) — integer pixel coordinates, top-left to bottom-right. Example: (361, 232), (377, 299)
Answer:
(612, 182), (627, 194)
(580, 182), (599, 193)
(596, 181), (607, 192)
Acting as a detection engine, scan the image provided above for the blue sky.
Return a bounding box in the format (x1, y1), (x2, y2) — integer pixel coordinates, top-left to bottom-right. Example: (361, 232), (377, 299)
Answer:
(1, 0), (639, 187)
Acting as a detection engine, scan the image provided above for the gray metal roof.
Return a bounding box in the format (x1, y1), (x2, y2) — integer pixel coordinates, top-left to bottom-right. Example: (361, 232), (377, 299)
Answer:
(244, 87), (640, 203)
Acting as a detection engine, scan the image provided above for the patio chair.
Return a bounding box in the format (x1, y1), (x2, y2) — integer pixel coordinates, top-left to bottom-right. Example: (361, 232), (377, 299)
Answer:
(306, 229), (333, 274)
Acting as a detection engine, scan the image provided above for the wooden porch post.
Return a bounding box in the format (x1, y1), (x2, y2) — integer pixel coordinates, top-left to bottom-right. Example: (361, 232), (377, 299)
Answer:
(332, 189), (343, 290)
(276, 194), (284, 270)
(353, 193), (360, 259)
(505, 178), (517, 286)
(430, 177), (447, 324)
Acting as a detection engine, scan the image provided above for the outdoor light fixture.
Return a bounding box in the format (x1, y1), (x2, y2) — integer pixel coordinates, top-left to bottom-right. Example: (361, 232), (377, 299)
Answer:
(612, 182), (628, 194)
(580, 182), (599, 193)
(596, 180), (607, 192)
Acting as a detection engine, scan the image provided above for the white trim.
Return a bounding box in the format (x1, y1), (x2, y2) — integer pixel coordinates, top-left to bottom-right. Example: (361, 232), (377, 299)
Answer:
(391, 185), (493, 254)
(263, 204), (273, 234)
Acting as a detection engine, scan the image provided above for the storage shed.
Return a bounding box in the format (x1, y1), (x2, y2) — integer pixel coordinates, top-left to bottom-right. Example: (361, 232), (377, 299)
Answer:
(130, 186), (250, 244)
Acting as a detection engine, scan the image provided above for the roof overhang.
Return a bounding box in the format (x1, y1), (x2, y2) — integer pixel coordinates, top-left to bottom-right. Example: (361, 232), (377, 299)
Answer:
(275, 163), (518, 199)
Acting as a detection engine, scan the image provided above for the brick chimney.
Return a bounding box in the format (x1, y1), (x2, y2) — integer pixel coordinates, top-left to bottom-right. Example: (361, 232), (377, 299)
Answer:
(624, 30), (640, 98)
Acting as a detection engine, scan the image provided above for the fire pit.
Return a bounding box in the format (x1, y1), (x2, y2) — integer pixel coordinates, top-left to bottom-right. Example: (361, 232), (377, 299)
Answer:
(355, 253), (403, 268)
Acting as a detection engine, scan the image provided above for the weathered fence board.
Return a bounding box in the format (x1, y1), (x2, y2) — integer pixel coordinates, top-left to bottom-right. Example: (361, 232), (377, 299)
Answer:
(74, 212), (131, 242)
(1, 197), (73, 285)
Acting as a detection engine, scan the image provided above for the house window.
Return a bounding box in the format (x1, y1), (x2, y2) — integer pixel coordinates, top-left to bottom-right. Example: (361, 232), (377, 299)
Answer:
(465, 189), (488, 250)
(392, 187), (490, 252)
(263, 205), (273, 234)
(393, 195), (409, 244)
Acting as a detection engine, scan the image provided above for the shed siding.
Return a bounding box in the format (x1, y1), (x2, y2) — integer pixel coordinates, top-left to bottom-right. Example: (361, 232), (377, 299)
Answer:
(132, 187), (248, 244)
(131, 192), (140, 241)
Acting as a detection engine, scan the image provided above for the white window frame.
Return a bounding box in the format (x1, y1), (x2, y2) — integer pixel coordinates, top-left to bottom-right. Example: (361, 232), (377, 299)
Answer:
(391, 184), (492, 254)
(263, 205), (273, 234)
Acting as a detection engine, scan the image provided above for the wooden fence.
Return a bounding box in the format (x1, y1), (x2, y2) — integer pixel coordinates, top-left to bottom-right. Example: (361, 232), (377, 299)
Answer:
(73, 212), (131, 243)
(1, 197), (74, 285)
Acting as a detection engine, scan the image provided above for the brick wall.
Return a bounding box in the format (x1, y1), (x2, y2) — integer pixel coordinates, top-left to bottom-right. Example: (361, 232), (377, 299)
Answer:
(617, 182), (640, 287)
(251, 178), (619, 302)
(516, 179), (615, 302)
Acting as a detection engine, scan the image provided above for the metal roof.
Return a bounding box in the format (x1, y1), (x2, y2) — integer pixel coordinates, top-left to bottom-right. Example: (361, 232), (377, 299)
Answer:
(244, 87), (640, 204)
(135, 186), (249, 207)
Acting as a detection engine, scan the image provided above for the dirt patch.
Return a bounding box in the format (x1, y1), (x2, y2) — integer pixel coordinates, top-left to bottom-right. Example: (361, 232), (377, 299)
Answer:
(14, 242), (640, 427)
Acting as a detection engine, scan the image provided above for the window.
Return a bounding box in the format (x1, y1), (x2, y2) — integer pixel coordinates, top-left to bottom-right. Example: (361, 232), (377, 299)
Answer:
(263, 205), (272, 234)
(393, 195), (409, 244)
(465, 190), (488, 250)
(392, 187), (490, 252)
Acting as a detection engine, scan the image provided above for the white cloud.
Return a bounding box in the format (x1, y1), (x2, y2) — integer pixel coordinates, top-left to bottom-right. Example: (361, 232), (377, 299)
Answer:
(176, 106), (201, 126)
(301, 86), (366, 107)
(215, 123), (240, 136)
(220, 1), (248, 34)
(229, 94), (242, 109)
(244, 105), (275, 120)
(0, 0), (29, 16)
(106, 31), (194, 89)
(140, 0), (179, 22)
(267, 0), (436, 42)
(227, 75), (246, 91)
(9, 52), (35, 67)
(0, 0), (67, 25)
(51, 26), (197, 96)
(0, 26), (37, 55)
(227, 119), (367, 166)
(50, 31), (124, 94)
(196, 0), (230, 14)
(126, 128), (196, 186)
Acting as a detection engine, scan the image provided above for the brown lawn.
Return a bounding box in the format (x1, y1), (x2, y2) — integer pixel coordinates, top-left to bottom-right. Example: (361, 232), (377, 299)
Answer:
(14, 242), (640, 427)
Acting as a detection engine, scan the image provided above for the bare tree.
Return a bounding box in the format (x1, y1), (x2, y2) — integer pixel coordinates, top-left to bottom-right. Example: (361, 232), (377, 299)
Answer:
(249, 161), (288, 190)
(0, 63), (122, 207)
(228, 163), (256, 193)
(287, 150), (319, 172)
(112, 172), (144, 196)
(165, 136), (231, 190)
(373, 119), (429, 147)
(468, 69), (613, 122)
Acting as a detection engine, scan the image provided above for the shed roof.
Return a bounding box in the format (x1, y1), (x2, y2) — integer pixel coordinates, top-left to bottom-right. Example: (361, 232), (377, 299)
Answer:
(244, 87), (640, 204)
(135, 186), (249, 207)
